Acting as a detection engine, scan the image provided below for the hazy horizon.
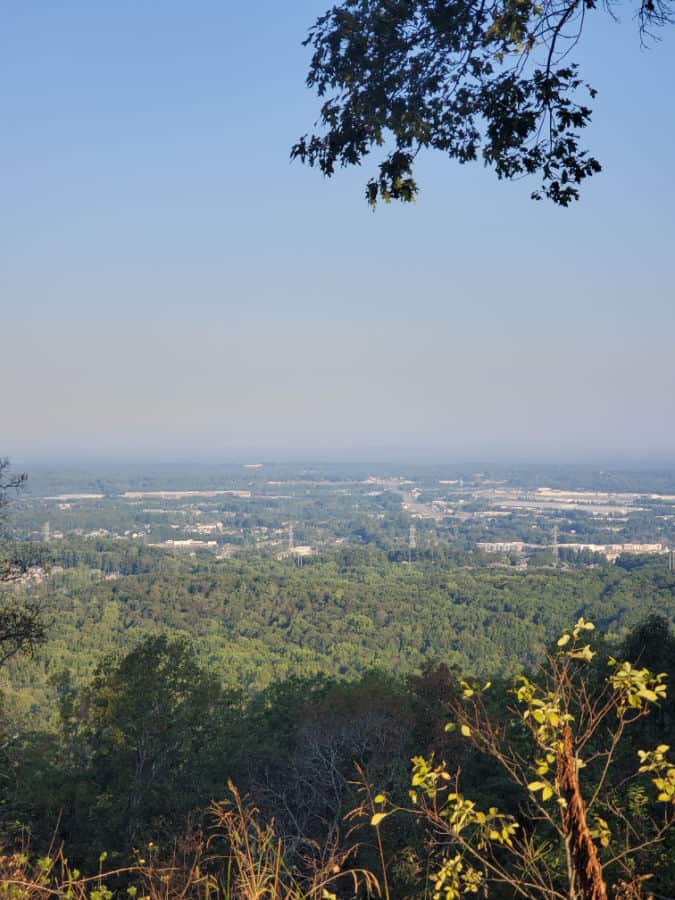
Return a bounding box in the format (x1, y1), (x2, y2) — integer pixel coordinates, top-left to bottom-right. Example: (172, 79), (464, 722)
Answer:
(10, 446), (675, 471)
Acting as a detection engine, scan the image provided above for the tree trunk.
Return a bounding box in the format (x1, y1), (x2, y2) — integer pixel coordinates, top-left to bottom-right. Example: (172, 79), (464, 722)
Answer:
(557, 724), (608, 900)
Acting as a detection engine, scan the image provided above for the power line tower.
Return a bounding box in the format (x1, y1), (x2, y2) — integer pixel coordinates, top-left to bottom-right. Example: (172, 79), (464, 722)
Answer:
(409, 523), (417, 563)
(552, 524), (559, 567)
(42, 521), (51, 543)
(669, 549), (674, 574)
(288, 521), (294, 552)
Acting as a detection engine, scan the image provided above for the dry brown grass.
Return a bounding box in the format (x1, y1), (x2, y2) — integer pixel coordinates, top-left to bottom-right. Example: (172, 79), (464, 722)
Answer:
(0, 782), (379, 900)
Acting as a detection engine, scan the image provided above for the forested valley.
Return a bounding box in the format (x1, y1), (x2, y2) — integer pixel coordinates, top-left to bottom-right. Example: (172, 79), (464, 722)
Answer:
(5, 540), (675, 723)
(2, 526), (675, 898)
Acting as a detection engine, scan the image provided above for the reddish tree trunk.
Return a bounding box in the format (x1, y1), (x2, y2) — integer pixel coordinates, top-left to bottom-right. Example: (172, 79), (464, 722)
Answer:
(557, 724), (608, 900)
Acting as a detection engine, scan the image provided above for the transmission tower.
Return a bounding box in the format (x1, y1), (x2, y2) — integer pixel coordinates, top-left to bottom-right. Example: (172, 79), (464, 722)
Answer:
(552, 524), (559, 567)
(409, 523), (417, 563)
(288, 521), (294, 552)
(43, 521), (51, 543)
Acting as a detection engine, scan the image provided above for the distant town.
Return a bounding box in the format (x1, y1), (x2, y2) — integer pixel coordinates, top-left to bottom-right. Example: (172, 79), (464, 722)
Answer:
(11, 462), (675, 571)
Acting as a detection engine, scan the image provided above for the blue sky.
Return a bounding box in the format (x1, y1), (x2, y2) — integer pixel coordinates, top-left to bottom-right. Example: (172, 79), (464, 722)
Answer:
(2, 1), (674, 463)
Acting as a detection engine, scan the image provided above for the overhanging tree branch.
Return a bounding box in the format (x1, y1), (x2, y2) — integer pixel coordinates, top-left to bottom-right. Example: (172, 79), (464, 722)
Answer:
(293, 0), (671, 205)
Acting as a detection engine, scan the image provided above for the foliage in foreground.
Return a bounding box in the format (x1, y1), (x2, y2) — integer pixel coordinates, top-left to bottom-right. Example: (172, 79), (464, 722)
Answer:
(367, 618), (675, 899)
(2, 617), (675, 899)
(0, 784), (376, 900)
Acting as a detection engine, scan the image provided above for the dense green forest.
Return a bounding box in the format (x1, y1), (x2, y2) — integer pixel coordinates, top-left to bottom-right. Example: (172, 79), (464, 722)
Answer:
(4, 541), (675, 730)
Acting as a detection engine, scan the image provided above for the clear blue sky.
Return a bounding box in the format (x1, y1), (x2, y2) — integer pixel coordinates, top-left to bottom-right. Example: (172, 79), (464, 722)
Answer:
(2, 1), (674, 463)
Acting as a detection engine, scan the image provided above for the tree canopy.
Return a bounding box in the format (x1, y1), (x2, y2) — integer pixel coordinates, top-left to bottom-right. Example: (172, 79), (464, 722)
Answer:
(0, 460), (45, 666)
(292, 0), (672, 205)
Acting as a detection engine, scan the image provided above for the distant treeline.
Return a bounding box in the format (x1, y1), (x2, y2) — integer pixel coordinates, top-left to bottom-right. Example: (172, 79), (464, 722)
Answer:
(20, 462), (675, 497)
